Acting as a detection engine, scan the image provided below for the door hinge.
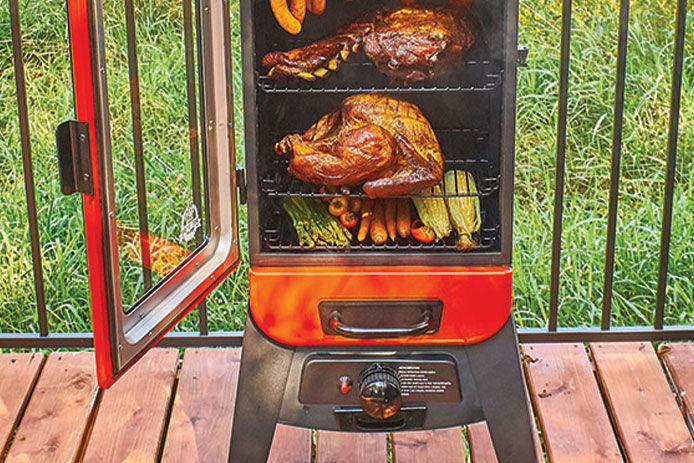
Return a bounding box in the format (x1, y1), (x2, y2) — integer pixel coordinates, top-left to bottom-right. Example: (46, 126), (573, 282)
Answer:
(55, 120), (93, 195)
(517, 44), (529, 67)
(236, 168), (247, 204)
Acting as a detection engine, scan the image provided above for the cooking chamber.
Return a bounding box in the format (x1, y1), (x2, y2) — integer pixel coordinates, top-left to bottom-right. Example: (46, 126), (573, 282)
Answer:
(241, 0), (515, 265)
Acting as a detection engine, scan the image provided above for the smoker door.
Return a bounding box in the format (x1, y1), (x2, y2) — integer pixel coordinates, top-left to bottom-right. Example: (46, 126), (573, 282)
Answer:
(66, 0), (240, 387)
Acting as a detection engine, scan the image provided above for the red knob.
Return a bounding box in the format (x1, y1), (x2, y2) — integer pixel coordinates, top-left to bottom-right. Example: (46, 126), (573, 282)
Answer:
(339, 376), (352, 394)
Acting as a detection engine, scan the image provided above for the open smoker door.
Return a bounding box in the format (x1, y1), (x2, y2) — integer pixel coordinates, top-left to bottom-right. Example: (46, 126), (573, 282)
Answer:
(66, 0), (240, 387)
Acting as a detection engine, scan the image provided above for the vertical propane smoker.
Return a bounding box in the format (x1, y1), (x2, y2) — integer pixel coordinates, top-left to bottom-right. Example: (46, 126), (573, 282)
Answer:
(229, 0), (537, 461)
(64, 0), (537, 461)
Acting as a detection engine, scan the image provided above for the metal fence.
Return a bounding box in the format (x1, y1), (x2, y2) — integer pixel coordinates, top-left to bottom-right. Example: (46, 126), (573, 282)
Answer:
(1, 0), (691, 349)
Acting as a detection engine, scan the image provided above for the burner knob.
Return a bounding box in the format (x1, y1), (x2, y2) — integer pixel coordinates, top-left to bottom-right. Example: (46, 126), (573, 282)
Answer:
(359, 366), (402, 420)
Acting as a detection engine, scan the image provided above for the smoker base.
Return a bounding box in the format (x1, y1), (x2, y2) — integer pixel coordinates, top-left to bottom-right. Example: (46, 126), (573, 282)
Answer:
(229, 315), (538, 462)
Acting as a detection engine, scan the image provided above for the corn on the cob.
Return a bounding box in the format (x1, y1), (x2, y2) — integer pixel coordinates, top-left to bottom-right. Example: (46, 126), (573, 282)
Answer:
(444, 170), (481, 250)
(412, 184), (452, 241)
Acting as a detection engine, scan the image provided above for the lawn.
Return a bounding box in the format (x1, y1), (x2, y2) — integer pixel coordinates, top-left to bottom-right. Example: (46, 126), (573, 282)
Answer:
(0, 0), (692, 335)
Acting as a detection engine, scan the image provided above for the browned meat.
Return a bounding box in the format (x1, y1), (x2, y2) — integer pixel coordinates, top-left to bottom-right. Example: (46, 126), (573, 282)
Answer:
(275, 93), (444, 198)
(262, 6), (476, 84)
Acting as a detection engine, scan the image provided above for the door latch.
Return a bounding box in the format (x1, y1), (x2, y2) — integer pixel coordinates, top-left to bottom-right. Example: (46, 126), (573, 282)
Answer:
(55, 120), (93, 195)
(517, 44), (529, 67)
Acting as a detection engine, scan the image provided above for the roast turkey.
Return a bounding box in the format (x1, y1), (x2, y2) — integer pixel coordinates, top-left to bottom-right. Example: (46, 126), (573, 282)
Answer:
(275, 93), (444, 198)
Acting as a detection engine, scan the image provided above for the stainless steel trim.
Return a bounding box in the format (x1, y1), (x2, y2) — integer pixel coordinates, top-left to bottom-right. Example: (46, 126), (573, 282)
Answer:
(89, 0), (239, 374)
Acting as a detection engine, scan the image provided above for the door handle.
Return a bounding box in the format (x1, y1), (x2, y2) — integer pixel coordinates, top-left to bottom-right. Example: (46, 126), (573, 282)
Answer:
(328, 310), (433, 338)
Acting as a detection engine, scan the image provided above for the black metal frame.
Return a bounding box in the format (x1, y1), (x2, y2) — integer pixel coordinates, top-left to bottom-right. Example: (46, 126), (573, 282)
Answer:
(229, 314), (538, 462)
(2, 0), (691, 348)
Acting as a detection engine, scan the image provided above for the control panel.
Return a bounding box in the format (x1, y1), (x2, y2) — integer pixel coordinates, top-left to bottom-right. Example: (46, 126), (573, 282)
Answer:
(298, 354), (462, 408)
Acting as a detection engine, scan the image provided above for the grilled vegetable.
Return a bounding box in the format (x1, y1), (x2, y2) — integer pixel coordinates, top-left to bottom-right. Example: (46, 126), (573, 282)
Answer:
(411, 184), (452, 241)
(270, 0), (302, 35)
(385, 198), (397, 242)
(357, 199), (374, 242)
(396, 198), (411, 238)
(290, 0), (306, 23)
(340, 211), (358, 228)
(347, 198), (362, 214)
(307, 0), (326, 15)
(328, 197), (348, 216)
(370, 199), (387, 245)
(283, 197), (351, 247)
(411, 220), (435, 243)
(444, 170), (481, 251)
(117, 225), (191, 276)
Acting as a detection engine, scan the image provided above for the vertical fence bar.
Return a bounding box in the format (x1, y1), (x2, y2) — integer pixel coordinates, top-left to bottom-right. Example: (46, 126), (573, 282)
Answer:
(183, 0), (208, 334)
(601, 0), (630, 331)
(548, 0), (572, 332)
(9, 0), (49, 336)
(654, 0), (688, 330)
(124, 0), (152, 290)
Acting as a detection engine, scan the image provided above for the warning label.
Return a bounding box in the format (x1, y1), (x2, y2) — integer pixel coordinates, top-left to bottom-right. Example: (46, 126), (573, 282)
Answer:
(397, 365), (454, 397)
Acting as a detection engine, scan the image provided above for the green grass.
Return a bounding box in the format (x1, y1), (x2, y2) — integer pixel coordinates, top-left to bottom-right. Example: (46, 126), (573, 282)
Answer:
(0, 0), (692, 335)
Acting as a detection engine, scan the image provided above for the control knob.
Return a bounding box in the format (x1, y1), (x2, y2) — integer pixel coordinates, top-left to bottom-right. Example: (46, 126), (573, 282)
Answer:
(359, 365), (402, 420)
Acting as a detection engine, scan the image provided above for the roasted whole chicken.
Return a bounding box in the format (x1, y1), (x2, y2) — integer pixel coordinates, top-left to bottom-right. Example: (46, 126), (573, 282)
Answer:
(263, 5), (477, 83)
(275, 93), (444, 198)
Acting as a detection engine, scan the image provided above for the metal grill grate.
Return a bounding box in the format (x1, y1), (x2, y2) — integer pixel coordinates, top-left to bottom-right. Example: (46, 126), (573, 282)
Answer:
(258, 59), (502, 94)
(263, 204), (499, 252)
(262, 158), (500, 199)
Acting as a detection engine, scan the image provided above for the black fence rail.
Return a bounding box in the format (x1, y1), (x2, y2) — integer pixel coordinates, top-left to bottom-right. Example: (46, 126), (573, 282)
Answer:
(0, 0), (691, 348)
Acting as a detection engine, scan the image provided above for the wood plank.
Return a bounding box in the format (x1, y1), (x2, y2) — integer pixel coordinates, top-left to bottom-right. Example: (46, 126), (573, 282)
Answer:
(392, 427), (465, 462)
(662, 343), (694, 419)
(523, 343), (622, 463)
(0, 353), (44, 456)
(316, 431), (387, 463)
(82, 348), (179, 463)
(467, 369), (544, 463)
(591, 342), (694, 463)
(5, 352), (98, 463)
(268, 425), (312, 463)
(468, 422), (498, 463)
(161, 348), (241, 463)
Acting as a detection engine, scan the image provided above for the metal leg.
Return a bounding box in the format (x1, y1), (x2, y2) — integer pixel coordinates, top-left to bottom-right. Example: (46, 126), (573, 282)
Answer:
(466, 317), (538, 463)
(229, 315), (294, 463)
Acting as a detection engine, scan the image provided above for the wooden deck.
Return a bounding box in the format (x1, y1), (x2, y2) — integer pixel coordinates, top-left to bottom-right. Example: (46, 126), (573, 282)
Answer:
(1, 343), (694, 462)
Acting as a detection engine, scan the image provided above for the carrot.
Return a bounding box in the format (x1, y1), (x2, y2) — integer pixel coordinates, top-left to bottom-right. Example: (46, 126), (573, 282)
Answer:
(270, 0), (302, 35)
(370, 199), (387, 245)
(385, 198), (397, 242)
(396, 198), (411, 238)
(307, 0), (326, 15)
(290, 0), (306, 23)
(357, 199), (374, 242)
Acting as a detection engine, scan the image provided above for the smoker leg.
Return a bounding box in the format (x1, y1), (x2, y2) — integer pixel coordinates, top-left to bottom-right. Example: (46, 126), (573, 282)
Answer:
(229, 315), (294, 463)
(466, 317), (538, 463)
